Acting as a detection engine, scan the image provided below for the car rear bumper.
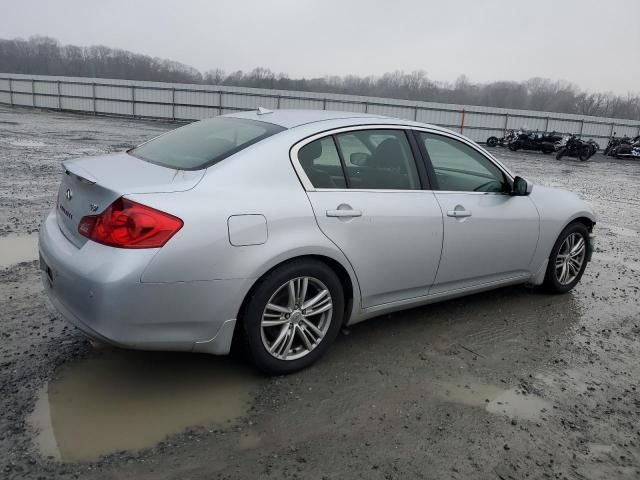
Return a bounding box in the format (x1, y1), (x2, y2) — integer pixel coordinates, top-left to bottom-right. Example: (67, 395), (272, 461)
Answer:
(38, 210), (247, 354)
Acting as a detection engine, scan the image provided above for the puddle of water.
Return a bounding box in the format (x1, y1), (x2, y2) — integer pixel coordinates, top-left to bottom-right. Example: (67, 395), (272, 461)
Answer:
(0, 234), (39, 267)
(438, 381), (551, 421)
(29, 350), (260, 463)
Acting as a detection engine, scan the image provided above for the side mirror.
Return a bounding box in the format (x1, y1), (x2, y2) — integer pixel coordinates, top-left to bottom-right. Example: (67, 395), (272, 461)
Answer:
(512, 176), (533, 196)
(350, 152), (370, 166)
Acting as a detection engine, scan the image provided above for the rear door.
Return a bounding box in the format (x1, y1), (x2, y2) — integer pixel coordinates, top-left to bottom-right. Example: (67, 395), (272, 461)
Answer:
(292, 127), (444, 308)
(415, 130), (539, 294)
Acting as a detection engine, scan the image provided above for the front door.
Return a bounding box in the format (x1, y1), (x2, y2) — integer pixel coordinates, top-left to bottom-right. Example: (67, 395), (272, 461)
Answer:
(416, 131), (539, 294)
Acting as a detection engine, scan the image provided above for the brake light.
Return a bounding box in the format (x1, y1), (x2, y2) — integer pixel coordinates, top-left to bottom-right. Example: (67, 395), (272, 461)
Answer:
(78, 197), (183, 248)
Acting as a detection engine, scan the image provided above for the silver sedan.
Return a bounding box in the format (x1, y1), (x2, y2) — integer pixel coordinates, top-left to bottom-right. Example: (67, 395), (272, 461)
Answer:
(39, 109), (596, 374)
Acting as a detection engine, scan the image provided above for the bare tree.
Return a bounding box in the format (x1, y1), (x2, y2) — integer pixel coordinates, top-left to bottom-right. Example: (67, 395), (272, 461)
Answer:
(1, 36), (639, 121)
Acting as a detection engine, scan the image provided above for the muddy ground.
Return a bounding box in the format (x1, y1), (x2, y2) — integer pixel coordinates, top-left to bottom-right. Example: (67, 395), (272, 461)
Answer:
(1, 104), (639, 479)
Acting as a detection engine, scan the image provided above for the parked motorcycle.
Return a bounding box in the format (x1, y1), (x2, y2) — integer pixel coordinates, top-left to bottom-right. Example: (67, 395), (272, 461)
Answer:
(603, 134), (632, 157)
(486, 130), (516, 147)
(556, 135), (592, 161)
(614, 135), (640, 159)
(508, 129), (556, 154)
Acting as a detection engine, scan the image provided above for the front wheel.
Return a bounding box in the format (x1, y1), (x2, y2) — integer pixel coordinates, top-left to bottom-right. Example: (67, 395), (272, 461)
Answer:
(543, 222), (589, 293)
(486, 136), (498, 147)
(240, 259), (345, 375)
(508, 141), (520, 151)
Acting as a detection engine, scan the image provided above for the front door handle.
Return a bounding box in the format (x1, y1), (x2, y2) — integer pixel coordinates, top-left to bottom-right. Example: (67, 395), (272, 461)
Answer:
(447, 209), (472, 218)
(326, 209), (362, 218)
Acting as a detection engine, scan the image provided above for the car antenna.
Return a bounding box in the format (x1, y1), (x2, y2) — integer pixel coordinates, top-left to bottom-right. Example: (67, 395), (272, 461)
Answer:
(257, 107), (274, 115)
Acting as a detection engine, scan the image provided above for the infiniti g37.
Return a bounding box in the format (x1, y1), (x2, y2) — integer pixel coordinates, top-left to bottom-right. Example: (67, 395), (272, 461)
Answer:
(39, 110), (595, 374)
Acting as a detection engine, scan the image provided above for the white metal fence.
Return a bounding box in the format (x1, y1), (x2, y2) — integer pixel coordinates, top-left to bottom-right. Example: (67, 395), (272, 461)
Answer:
(1, 73), (639, 146)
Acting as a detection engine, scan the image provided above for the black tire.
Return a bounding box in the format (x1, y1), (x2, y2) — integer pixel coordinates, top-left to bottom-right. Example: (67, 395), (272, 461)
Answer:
(542, 144), (554, 154)
(508, 141), (520, 151)
(556, 147), (565, 160)
(579, 147), (590, 161)
(486, 137), (498, 147)
(240, 259), (345, 375)
(543, 222), (590, 294)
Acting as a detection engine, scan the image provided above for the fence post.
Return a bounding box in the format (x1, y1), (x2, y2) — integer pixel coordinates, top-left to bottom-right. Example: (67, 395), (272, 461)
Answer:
(414, 105), (419, 121)
(503, 113), (509, 135)
(578, 119), (584, 137)
(131, 85), (136, 117)
(92, 83), (97, 114)
(8, 78), (13, 106)
(31, 79), (35, 107)
(171, 88), (176, 120)
(364, 102), (368, 114)
(322, 98), (327, 110)
(276, 95), (281, 109)
(219, 91), (223, 116)
(57, 81), (61, 109)
(544, 116), (550, 132)
(460, 109), (466, 134)
(609, 122), (615, 138)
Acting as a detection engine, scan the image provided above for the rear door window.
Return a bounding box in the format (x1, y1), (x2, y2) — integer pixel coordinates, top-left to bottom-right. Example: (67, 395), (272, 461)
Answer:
(130, 117), (284, 170)
(334, 130), (421, 190)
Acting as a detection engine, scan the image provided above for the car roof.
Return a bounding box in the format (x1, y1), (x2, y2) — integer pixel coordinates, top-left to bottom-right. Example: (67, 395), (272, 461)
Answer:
(225, 109), (389, 128)
(226, 108), (448, 133)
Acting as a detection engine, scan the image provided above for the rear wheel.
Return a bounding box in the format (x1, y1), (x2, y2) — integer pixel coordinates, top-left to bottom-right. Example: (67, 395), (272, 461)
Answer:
(240, 259), (344, 375)
(543, 223), (589, 293)
(486, 137), (498, 147)
(508, 141), (520, 151)
(579, 147), (591, 161)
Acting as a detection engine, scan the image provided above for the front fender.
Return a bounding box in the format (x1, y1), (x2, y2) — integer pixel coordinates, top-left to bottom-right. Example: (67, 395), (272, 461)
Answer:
(527, 185), (596, 274)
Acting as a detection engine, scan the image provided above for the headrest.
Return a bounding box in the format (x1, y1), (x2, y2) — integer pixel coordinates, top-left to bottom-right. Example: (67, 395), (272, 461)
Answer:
(299, 140), (323, 166)
(370, 138), (403, 168)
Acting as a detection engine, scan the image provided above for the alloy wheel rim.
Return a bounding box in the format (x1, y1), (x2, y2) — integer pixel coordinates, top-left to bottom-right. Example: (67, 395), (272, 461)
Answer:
(260, 277), (333, 361)
(555, 233), (586, 285)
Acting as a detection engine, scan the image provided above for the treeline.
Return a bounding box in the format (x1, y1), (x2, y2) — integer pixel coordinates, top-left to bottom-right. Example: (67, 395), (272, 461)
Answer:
(0, 36), (202, 84)
(2, 36), (639, 121)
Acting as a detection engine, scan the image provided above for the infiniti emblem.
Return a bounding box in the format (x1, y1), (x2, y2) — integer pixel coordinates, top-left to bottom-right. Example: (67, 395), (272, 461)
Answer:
(65, 188), (73, 201)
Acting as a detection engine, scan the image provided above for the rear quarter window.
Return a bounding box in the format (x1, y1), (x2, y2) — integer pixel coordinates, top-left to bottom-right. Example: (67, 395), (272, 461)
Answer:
(129, 117), (285, 170)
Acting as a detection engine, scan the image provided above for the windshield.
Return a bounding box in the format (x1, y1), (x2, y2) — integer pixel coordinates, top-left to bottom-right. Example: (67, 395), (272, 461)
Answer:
(129, 117), (285, 170)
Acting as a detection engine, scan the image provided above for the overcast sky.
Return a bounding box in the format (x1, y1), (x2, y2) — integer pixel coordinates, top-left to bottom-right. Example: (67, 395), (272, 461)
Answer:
(2, 0), (639, 94)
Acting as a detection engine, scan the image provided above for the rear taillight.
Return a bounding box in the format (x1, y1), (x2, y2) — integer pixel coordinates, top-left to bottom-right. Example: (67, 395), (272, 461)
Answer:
(78, 197), (183, 249)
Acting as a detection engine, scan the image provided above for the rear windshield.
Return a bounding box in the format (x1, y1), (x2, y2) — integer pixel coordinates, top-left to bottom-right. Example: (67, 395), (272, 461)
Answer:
(129, 117), (285, 170)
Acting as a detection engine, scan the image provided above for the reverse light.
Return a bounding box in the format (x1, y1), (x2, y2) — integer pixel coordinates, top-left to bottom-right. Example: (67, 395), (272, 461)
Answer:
(78, 197), (183, 248)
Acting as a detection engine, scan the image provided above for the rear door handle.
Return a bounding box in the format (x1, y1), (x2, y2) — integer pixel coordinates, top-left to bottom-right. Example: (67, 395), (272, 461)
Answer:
(447, 210), (472, 218)
(326, 209), (362, 218)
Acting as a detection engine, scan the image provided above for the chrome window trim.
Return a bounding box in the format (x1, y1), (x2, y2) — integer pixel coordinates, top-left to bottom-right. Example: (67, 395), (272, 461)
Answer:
(289, 124), (514, 193)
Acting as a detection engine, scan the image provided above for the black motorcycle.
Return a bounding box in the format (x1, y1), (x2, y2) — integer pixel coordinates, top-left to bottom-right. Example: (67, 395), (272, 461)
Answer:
(556, 135), (592, 161)
(508, 130), (556, 154)
(486, 130), (516, 147)
(614, 135), (640, 159)
(603, 134), (631, 157)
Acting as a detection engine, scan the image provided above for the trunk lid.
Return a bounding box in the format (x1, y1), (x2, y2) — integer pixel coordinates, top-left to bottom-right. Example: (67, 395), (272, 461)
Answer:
(56, 152), (204, 247)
